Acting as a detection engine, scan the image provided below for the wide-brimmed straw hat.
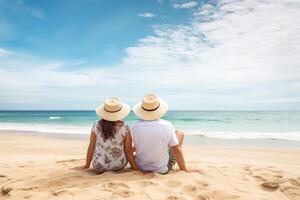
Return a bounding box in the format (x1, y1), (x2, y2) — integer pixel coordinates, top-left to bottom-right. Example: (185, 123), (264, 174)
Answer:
(133, 94), (168, 120)
(95, 97), (130, 121)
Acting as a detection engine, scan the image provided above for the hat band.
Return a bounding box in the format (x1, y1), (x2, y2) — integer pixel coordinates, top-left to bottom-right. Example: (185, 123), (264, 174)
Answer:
(104, 105), (122, 113)
(142, 103), (160, 112)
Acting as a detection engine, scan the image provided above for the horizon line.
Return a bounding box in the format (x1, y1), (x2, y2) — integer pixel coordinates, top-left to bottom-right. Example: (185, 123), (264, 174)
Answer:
(0, 109), (299, 112)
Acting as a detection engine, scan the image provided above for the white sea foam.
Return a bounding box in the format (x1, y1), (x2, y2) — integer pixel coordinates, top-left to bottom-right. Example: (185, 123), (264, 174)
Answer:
(0, 123), (90, 134)
(49, 116), (61, 120)
(0, 123), (300, 141)
(185, 130), (300, 141)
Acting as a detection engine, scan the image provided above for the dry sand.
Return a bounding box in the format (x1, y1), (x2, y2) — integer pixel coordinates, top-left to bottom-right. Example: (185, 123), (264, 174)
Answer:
(0, 133), (300, 200)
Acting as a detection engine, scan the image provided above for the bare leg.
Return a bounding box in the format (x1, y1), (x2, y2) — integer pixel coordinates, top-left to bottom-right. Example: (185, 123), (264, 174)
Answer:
(175, 130), (184, 147)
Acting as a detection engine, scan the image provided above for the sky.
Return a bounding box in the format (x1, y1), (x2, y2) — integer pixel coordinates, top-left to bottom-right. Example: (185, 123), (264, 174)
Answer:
(0, 0), (300, 110)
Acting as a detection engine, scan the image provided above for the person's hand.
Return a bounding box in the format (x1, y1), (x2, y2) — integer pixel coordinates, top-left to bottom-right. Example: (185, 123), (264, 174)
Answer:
(72, 165), (89, 170)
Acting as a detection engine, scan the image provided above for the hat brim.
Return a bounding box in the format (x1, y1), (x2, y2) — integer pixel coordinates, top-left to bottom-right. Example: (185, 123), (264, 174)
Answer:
(95, 103), (131, 121)
(133, 99), (168, 121)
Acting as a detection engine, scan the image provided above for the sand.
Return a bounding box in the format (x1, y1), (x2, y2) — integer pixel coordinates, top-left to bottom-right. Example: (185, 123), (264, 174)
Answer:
(0, 133), (300, 200)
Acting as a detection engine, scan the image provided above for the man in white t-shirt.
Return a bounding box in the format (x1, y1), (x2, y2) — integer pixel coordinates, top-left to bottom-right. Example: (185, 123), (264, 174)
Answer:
(124, 94), (196, 174)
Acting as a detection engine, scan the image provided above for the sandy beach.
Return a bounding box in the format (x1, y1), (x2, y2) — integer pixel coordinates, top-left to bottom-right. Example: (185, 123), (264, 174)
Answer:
(0, 133), (300, 200)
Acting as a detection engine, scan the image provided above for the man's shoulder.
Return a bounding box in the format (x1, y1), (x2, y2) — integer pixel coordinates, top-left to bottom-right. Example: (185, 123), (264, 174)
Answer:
(130, 120), (144, 128)
(130, 119), (173, 127)
(157, 119), (174, 127)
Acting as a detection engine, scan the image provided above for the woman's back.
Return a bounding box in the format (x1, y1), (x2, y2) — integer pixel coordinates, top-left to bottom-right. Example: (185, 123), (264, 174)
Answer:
(92, 120), (128, 172)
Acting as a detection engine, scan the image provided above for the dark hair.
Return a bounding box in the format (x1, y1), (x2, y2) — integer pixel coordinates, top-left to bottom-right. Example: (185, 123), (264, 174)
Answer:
(100, 119), (117, 141)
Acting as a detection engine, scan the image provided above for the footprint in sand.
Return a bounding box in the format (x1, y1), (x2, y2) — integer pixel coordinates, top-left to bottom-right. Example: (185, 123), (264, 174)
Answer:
(166, 195), (184, 200)
(244, 166), (284, 191)
(139, 180), (158, 187)
(52, 188), (74, 196)
(183, 185), (198, 193)
(289, 178), (300, 187)
(102, 181), (133, 198)
(20, 187), (39, 191)
(103, 181), (130, 190)
(195, 180), (209, 188)
(196, 190), (240, 200)
(47, 179), (67, 187)
(280, 185), (300, 199)
(165, 180), (182, 188)
(278, 178), (300, 199)
(244, 166), (300, 199)
(24, 194), (32, 199)
(181, 181), (209, 199)
(261, 181), (280, 191)
(1, 185), (13, 195)
(112, 190), (134, 198)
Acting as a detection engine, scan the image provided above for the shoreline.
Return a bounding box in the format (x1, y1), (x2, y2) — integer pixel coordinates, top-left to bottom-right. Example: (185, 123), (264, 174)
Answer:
(1, 130), (300, 149)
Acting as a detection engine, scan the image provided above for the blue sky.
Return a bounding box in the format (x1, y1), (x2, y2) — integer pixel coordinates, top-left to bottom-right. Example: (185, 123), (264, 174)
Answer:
(0, 0), (300, 110)
(0, 0), (192, 65)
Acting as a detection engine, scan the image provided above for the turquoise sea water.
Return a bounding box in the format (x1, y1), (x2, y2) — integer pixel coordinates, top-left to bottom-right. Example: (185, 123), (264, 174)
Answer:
(0, 111), (300, 141)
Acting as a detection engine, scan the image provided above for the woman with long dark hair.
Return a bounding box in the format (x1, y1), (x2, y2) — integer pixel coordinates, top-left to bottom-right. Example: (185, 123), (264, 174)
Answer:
(74, 97), (136, 173)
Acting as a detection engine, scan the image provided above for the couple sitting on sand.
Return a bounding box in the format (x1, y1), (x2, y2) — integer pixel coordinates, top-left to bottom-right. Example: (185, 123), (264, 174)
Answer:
(74, 94), (199, 174)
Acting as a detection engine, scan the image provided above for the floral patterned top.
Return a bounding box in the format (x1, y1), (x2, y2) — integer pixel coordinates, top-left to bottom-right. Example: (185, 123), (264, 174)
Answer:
(91, 120), (128, 173)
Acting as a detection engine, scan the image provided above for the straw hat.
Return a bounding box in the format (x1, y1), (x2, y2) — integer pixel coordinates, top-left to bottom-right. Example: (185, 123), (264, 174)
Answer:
(95, 97), (130, 121)
(133, 94), (168, 120)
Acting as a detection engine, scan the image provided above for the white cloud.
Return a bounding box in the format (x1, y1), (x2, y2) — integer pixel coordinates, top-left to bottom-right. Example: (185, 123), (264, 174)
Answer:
(0, 48), (15, 57)
(0, 50), (123, 109)
(138, 12), (156, 18)
(1, 0), (300, 109)
(173, 1), (198, 9)
(122, 0), (300, 108)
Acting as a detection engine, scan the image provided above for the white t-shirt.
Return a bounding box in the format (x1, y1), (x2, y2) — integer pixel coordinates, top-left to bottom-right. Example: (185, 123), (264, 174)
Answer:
(129, 119), (179, 173)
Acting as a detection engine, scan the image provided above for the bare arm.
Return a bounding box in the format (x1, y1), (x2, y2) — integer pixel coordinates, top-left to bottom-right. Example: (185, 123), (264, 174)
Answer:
(170, 144), (203, 173)
(73, 131), (96, 170)
(170, 145), (187, 171)
(84, 131), (96, 168)
(124, 131), (138, 170)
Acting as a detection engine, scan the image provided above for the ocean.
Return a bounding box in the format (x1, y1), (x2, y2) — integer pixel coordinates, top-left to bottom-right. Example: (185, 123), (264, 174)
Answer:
(0, 111), (300, 141)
